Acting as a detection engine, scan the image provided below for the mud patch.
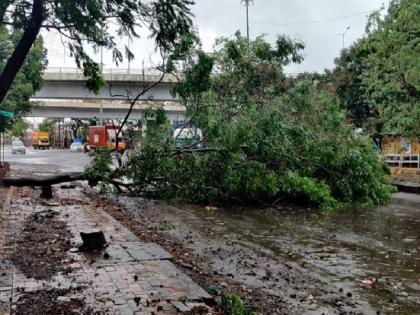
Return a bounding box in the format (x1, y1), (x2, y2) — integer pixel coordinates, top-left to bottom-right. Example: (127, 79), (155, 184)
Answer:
(11, 209), (72, 280)
(12, 289), (89, 315)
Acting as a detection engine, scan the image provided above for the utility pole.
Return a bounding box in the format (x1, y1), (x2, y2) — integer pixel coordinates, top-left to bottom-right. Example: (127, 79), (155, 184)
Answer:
(100, 46), (103, 71)
(100, 24), (104, 71)
(127, 37), (131, 74)
(340, 26), (351, 49)
(241, 0), (253, 56)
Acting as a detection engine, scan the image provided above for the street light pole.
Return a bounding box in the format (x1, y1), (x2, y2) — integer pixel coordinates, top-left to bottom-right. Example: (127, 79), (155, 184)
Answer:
(127, 37), (131, 74)
(341, 26), (351, 49)
(241, 0), (253, 56)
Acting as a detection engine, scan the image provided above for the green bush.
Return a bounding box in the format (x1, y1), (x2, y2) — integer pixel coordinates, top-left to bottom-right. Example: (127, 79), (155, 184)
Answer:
(217, 293), (257, 315)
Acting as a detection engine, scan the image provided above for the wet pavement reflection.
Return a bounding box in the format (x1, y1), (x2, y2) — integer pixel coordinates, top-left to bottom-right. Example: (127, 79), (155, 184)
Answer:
(118, 192), (420, 314)
(193, 193), (420, 314)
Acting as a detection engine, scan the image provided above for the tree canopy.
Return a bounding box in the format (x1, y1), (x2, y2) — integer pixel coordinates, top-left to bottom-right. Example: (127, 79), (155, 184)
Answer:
(87, 33), (393, 210)
(0, 26), (47, 116)
(0, 0), (196, 107)
(331, 0), (419, 135)
(10, 117), (29, 137)
(38, 118), (59, 132)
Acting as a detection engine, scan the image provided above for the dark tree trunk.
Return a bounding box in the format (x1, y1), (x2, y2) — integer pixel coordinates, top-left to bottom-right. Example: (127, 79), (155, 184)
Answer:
(40, 185), (53, 199)
(0, 0), (44, 106)
(2, 172), (85, 187)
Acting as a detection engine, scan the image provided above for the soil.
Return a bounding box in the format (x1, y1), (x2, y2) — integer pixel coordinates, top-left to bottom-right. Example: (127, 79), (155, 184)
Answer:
(10, 209), (72, 280)
(184, 306), (214, 315)
(6, 188), (95, 314)
(12, 289), (89, 315)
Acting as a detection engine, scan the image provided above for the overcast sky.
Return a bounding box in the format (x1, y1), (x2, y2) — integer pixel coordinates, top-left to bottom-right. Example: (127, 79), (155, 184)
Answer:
(43, 0), (388, 74)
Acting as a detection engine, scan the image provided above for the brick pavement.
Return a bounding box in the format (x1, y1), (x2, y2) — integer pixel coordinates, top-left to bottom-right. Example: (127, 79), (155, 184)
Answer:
(0, 186), (212, 314)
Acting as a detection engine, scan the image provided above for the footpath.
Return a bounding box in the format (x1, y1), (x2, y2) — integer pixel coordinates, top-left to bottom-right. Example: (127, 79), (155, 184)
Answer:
(0, 184), (212, 314)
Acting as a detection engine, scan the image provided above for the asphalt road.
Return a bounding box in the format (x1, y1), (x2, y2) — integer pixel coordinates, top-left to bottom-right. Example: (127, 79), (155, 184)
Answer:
(2, 146), (90, 173)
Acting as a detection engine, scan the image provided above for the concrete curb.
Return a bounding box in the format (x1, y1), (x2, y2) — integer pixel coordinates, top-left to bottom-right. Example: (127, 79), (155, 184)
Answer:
(391, 181), (420, 194)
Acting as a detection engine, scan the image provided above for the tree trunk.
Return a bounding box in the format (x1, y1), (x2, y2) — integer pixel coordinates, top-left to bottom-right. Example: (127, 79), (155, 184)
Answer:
(0, 0), (44, 106)
(40, 185), (53, 199)
(2, 172), (85, 187)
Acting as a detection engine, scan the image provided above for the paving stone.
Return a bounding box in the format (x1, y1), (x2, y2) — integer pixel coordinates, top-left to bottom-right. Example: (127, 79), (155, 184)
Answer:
(122, 242), (172, 261)
(171, 300), (191, 312)
(0, 186), (212, 314)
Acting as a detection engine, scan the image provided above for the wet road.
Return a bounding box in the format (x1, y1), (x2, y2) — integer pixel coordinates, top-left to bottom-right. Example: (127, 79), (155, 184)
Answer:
(3, 145), (89, 173)
(4, 144), (420, 313)
(114, 192), (420, 314)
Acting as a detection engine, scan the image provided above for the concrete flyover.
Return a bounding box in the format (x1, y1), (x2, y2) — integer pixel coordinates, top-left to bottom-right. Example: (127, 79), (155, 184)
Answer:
(29, 68), (186, 121)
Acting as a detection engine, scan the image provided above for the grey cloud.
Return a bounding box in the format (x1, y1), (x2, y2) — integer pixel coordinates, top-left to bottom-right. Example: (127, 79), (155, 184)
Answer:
(45, 0), (387, 73)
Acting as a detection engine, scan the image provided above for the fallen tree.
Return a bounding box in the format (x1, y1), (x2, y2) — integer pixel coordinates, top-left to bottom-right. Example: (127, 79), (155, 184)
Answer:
(2, 172), (85, 198)
(85, 33), (394, 210)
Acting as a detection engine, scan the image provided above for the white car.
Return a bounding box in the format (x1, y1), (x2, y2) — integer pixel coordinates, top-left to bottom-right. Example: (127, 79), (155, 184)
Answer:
(11, 140), (26, 154)
(173, 127), (203, 149)
(70, 142), (85, 152)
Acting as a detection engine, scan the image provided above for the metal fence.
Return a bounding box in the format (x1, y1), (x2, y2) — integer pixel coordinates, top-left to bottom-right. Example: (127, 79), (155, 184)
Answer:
(384, 154), (420, 168)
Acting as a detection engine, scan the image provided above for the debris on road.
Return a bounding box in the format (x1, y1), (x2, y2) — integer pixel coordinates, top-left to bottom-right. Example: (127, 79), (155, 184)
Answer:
(10, 209), (72, 280)
(1, 185), (213, 314)
(13, 289), (88, 315)
(80, 230), (107, 251)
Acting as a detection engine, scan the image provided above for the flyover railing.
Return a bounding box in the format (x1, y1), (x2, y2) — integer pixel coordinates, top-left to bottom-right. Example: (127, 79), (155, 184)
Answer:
(44, 67), (164, 76)
(384, 154), (420, 168)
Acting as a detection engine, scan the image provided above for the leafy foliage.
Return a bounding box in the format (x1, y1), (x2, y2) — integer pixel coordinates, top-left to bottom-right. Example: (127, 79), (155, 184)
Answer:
(1, 0), (196, 94)
(38, 118), (58, 132)
(331, 0), (419, 135)
(84, 148), (114, 193)
(10, 117), (29, 137)
(89, 33), (393, 210)
(0, 26), (46, 115)
(362, 0), (419, 135)
(217, 293), (257, 315)
(329, 41), (371, 128)
(67, 118), (90, 140)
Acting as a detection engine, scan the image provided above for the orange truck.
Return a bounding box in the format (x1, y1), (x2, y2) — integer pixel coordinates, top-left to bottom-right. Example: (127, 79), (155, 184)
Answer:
(31, 131), (50, 149)
(88, 125), (126, 151)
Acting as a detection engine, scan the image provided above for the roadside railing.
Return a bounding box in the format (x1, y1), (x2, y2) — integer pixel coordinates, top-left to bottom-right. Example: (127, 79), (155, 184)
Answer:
(384, 154), (420, 168)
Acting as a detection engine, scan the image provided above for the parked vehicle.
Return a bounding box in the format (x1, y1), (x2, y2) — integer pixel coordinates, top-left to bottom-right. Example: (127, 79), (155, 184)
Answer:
(88, 126), (126, 152)
(11, 140), (26, 154)
(31, 131), (50, 149)
(172, 127), (203, 149)
(70, 142), (85, 152)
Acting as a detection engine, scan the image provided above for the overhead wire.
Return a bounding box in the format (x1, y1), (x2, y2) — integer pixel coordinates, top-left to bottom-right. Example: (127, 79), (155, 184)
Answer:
(251, 10), (379, 26)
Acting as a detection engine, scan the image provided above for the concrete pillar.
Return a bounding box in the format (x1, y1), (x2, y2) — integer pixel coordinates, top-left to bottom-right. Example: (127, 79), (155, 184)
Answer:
(99, 102), (103, 126)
